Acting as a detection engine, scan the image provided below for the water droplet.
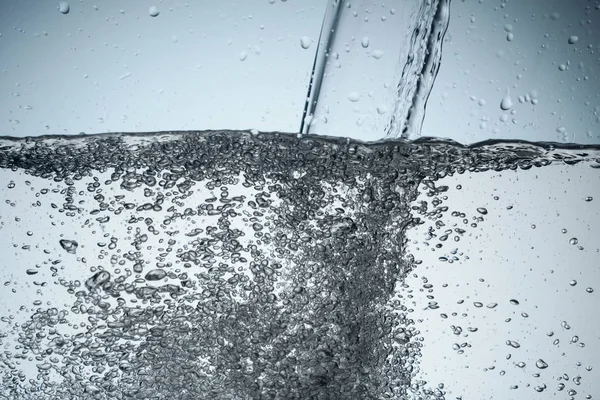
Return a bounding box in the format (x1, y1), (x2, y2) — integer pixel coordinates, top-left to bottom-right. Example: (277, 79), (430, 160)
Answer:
(348, 91), (360, 102)
(239, 51), (248, 61)
(570, 280), (577, 286)
(586, 287), (594, 293)
(300, 36), (311, 49)
(26, 269), (38, 275)
(476, 207), (488, 215)
(59, 239), (78, 254)
(558, 64), (567, 71)
(371, 50), (384, 59)
(506, 33), (514, 42)
(145, 269), (167, 281)
(569, 237), (578, 245)
(584, 196), (593, 202)
(509, 299), (519, 305)
(568, 35), (578, 44)
(500, 90), (514, 111)
(149, 6), (159, 17)
(361, 36), (370, 48)
(535, 359), (548, 369)
(473, 302), (483, 308)
(486, 302), (498, 309)
(506, 340), (520, 348)
(58, 1), (70, 14)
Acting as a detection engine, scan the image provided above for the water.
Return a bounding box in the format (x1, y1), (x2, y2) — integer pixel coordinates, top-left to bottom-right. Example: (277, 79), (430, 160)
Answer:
(0, 131), (598, 399)
(300, 0), (451, 140)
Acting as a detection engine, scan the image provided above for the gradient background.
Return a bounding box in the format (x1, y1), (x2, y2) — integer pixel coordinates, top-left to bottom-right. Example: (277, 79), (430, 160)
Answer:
(1, 0), (599, 143)
(0, 1), (599, 399)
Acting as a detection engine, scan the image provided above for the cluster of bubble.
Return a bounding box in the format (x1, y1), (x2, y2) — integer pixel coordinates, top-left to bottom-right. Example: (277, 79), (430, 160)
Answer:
(0, 131), (597, 399)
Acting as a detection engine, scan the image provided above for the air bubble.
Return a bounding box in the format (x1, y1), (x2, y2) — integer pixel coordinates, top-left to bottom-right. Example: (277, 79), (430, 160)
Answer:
(568, 35), (578, 44)
(500, 90), (514, 111)
(145, 269), (167, 281)
(361, 36), (370, 48)
(58, 1), (70, 14)
(149, 6), (159, 17)
(59, 239), (78, 254)
(348, 91), (360, 102)
(300, 36), (311, 49)
(371, 50), (384, 59)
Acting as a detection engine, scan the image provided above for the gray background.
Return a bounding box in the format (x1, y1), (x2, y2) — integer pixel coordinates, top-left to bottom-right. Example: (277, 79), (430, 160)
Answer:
(1, 0), (599, 144)
(0, 1), (599, 399)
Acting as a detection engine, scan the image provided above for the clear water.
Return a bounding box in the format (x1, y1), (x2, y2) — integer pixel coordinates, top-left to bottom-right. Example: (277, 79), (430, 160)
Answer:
(0, 131), (598, 399)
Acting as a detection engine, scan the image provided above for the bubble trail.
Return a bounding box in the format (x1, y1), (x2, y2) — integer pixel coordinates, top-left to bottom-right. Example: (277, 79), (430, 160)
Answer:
(0, 130), (597, 399)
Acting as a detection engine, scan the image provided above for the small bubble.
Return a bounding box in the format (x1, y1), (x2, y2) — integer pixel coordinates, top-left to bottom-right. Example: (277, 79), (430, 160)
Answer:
(145, 269), (167, 281)
(500, 90), (514, 111)
(569, 237), (578, 245)
(586, 287), (594, 293)
(473, 302), (483, 308)
(536, 359), (548, 369)
(239, 51), (248, 61)
(476, 207), (488, 215)
(58, 1), (70, 14)
(371, 49), (384, 59)
(568, 35), (578, 44)
(558, 64), (567, 71)
(584, 196), (593, 202)
(570, 280), (577, 286)
(361, 36), (370, 48)
(486, 302), (498, 309)
(506, 33), (514, 41)
(300, 36), (311, 49)
(509, 299), (519, 305)
(376, 105), (388, 115)
(348, 91), (360, 102)
(59, 239), (78, 254)
(149, 6), (159, 17)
